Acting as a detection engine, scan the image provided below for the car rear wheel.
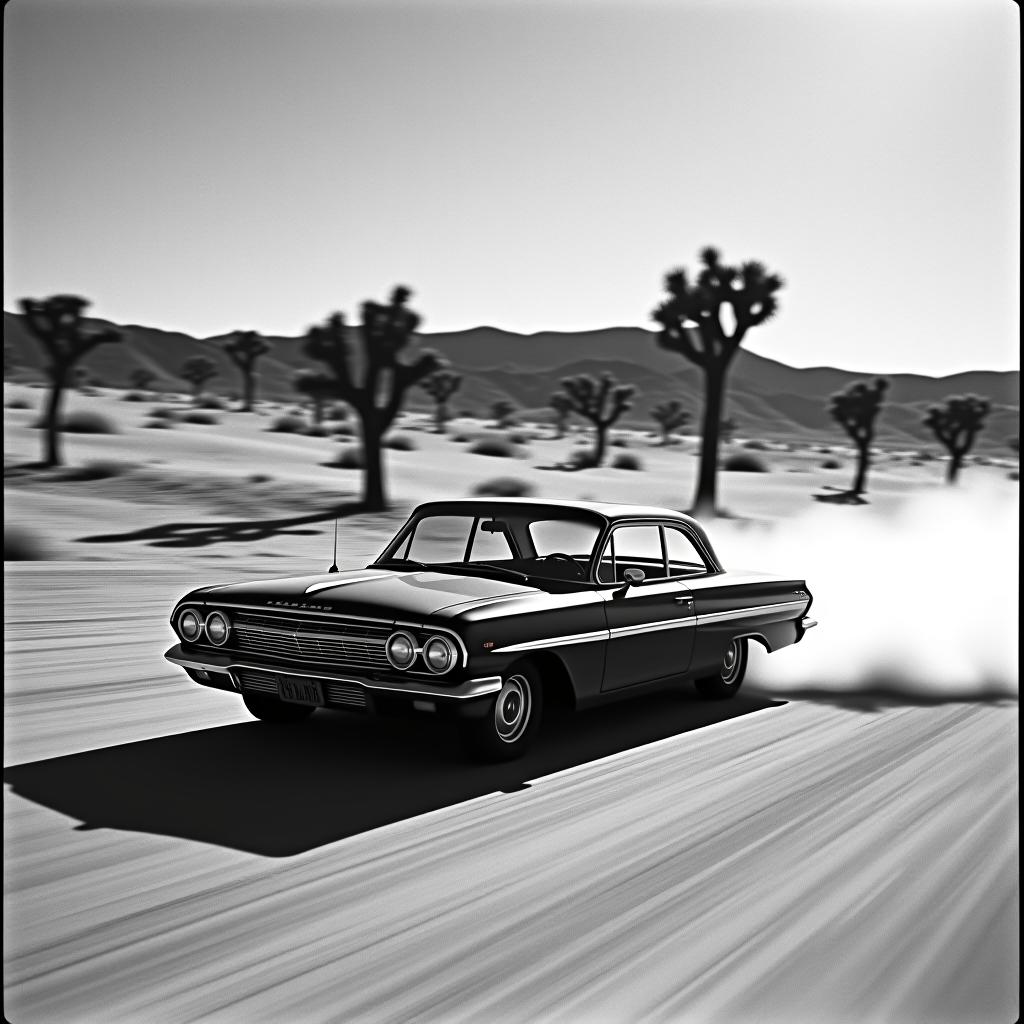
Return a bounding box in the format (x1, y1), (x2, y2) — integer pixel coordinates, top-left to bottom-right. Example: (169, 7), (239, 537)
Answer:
(243, 693), (316, 723)
(694, 638), (748, 699)
(460, 662), (543, 762)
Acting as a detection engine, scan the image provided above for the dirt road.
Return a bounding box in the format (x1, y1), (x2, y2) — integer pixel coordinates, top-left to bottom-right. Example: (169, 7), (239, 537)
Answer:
(4, 566), (1018, 1023)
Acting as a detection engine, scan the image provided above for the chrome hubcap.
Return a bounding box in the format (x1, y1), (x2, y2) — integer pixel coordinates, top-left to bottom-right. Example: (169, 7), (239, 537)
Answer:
(721, 640), (742, 684)
(494, 674), (531, 744)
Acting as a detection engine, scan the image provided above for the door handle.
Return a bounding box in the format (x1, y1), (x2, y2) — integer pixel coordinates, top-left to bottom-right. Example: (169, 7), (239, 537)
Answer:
(673, 595), (693, 604)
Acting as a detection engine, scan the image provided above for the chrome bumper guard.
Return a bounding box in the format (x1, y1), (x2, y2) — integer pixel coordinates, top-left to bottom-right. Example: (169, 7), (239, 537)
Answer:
(801, 617), (818, 630)
(164, 644), (503, 701)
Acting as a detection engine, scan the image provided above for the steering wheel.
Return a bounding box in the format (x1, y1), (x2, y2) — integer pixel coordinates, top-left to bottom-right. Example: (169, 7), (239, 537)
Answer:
(539, 552), (586, 579)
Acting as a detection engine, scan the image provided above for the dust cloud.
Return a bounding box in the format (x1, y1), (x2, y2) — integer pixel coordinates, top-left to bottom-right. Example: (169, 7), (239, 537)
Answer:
(712, 484), (1018, 699)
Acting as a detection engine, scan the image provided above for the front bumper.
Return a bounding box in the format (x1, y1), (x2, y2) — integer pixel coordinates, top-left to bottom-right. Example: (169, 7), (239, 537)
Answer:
(164, 644), (503, 707)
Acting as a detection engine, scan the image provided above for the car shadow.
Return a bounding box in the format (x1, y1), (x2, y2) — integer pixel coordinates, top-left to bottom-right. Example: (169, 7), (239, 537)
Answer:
(4, 690), (783, 857)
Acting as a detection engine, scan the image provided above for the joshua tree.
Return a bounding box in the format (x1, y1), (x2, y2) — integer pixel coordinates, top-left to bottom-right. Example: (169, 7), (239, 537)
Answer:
(130, 368), (156, 393)
(18, 295), (122, 467)
(293, 369), (339, 426)
(651, 400), (690, 445)
(420, 370), (462, 432)
(557, 373), (635, 468)
(491, 399), (516, 429)
(549, 393), (573, 438)
(304, 285), (442, 510)
(828, 378), (888, 495)
(652, 247), (783, 515)
(923, 395), (990, 484)
(181, 355), (218, 403)
(225, 330), (271, 411)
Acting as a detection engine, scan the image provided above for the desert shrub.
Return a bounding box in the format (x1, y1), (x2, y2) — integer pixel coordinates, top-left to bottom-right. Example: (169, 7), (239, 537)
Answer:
(302, 424), (330, 438)
(383, 434), (417, 451)
(333, 423), (356, 437)
(121, 391), (147, 402)
(817, 446), (832, 454)
(568, 449), (598, 470)
(326, 403), (349, 421)
(331, 446), (365, 469)
(743, 439), (769, 451)
(42, 410), (120, 434)
(1008, 471), (1019, 481)
(269, 415), (306, 433)
(723, 452), (769, 473)
(4, 525), (50, 560)
(196, 394), (227, 410)
(612, 452), (643, 471)
(916, 450), (935, 462)
(5, 397), (32, 409)
(288, 406), (304, 416)
(59, 459), (134, 481)
(451, 432), (475, 443)
(77, 385), (100, 397)
(248, 473), (273, 484)
(821, 458), (843, 470)
(148, 406), (178, 420)
(468, 437), (518, 458)
(508, 431), (533, 445)
(610, 436), (629, 448)
(145, 419), (174, 429)
(472, 477), (536, 498)
(180, 411), (220, 425)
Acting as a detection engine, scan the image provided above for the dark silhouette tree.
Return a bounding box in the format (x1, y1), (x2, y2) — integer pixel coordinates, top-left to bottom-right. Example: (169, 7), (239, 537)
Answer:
(549, 393), (573, 438)
(828, 378), (888, 495)
(304, 286), (441, 510)
(130, 368), (156, 393)
(181, 356), (218, 403)
(18, 295), (122, 467)
(923, 395), (990, 484)
(651, 400), (690, 445)
(293, 369), (338, 426)
(653, 247), (783, 515)
(420, 370), (462, 432)
(225, 331), (271, 411)
(557, 373), (635, 468)
(491, 399), (516, 429)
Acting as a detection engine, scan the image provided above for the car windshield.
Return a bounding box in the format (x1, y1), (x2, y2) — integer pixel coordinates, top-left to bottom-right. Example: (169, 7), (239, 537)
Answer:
(375, 508), (604, 583)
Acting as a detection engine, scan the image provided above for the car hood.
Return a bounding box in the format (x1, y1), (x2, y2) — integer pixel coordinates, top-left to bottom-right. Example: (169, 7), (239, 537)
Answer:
(192, 567), (541, 620)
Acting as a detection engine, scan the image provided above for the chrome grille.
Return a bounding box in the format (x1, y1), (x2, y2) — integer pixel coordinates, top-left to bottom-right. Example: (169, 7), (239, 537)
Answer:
(238, 668), (279, 694)
(230, 612), (392, 672)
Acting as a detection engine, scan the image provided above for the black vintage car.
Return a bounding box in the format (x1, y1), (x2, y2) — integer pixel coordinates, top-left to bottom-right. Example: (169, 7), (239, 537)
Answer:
(166, 499), (816, 760)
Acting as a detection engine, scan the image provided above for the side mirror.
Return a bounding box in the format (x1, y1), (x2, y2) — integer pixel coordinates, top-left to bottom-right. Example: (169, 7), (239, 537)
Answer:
(614, 567), (645, 597)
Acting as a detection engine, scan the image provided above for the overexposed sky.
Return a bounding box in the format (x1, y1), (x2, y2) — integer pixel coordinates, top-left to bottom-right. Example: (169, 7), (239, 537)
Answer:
(3, 0), (1019, 374)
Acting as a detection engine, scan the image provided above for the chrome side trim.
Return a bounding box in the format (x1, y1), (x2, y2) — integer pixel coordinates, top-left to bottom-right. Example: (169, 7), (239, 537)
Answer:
(491, 628), (609, 654)
(697, 600), (808, 626)
(164, 645), (501, 700)
(609, 617), (696, 639)
(801, 617), (818, 629)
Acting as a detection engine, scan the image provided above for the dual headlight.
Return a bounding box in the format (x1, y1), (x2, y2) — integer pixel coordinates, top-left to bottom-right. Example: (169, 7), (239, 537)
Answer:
(177, 608), (230, 646)
(386, 631), (457, 674)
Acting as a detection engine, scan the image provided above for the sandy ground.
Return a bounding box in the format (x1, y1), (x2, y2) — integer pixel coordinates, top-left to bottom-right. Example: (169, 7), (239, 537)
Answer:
(4, 385), (1020, 1023)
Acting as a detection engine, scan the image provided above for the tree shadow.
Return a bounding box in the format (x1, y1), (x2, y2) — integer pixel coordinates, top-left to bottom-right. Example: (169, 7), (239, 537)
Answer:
(4, 689), (783, 857)
(812, 489), (868, 505)
(76, 501), (366, 549)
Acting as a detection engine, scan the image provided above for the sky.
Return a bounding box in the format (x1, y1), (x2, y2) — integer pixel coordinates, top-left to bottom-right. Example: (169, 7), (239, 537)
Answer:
(3, 0), (1019, 376)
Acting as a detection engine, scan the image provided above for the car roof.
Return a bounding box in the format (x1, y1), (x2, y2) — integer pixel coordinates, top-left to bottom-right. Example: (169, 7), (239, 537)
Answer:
(411, 497), (702, 526)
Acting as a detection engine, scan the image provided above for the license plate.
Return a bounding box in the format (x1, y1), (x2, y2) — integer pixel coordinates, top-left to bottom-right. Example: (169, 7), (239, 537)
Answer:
(279, 676), (324, 706)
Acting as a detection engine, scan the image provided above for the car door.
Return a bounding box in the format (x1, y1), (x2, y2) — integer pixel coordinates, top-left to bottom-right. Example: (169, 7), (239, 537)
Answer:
(600, 523), (696, 691)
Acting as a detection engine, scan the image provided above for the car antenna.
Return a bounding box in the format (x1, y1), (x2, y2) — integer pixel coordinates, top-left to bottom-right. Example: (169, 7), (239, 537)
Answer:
(328, 517), (339, 573)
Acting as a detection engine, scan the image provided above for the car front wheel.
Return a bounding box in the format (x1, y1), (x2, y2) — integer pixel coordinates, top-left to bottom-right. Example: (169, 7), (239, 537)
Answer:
(243, 693), (316, 724)
(460, 662), (543, 762)
(694, 638), (748, 699)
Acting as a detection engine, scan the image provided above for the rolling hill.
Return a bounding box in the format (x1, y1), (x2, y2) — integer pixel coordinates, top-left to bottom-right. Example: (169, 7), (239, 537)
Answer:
(4, 313), (1019, 449)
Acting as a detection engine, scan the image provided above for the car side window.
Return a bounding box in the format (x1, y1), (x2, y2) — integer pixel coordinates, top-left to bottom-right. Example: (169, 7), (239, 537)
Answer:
(597, 525), (665, 583)
(664, 526), (709, 577)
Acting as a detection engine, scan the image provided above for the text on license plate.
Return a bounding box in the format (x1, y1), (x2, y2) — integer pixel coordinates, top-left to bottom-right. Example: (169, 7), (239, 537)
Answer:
(279, 677), (324, 706)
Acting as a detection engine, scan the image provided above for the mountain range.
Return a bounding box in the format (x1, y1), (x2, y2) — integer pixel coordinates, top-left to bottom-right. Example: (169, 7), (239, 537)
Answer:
(4, 313), (1019, 450)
